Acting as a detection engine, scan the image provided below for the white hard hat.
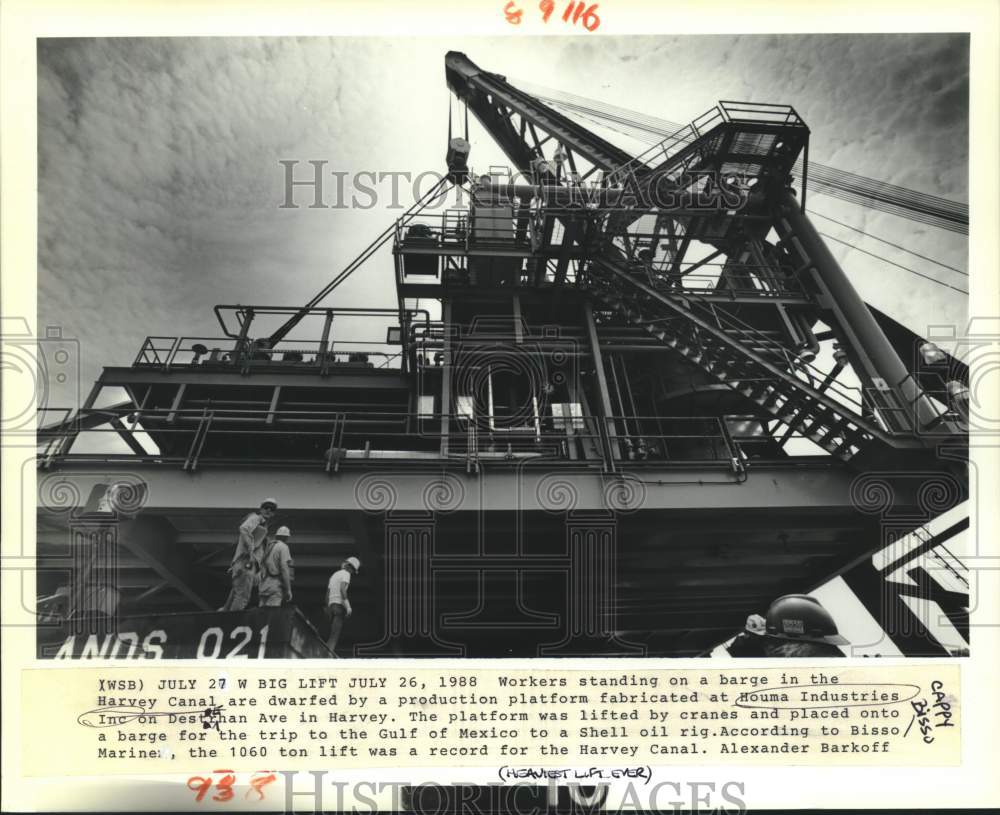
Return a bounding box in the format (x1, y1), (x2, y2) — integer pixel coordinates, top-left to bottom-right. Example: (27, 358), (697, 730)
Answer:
(919, 341), (948, 365)
(745, 614), (766, 636)
(260, 497), (278, 509)
(275, 526), (291, 537)
(346, 556), (361, 572)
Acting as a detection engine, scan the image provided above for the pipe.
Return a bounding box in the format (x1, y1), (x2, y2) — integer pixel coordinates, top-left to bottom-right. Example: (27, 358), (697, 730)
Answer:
(583, 301), (620, 463)
(792, 311), (820, 359)
(777, 188), (940, 432)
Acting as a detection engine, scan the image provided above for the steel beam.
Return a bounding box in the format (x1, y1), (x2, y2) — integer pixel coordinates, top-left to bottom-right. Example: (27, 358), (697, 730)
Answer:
(99, 366), (409, 391)
(39, 461), (869, 514)
(583, 301), (620, 465)
(440, 300), (453, 457)
(117, 515), (213, 611)
(590, 254), (922, 450)
(777, 189), (940, 431)
(445, 51), (634, 176)
(38, 401), (132, 440)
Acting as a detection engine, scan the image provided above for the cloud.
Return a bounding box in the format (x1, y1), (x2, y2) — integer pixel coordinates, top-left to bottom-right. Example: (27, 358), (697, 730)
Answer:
(38, 35), (969, 407)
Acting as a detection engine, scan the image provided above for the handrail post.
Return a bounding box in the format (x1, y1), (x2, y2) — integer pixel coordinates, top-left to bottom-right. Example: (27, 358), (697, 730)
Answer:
(594, 413), (617, 474)
(163, 337), (181, 372)
(184, 407), (212, 472)
(318, 309), (334, 375)
(718, 416), (743, 475)
(134, 338), (151, 366)
(233, 306), (254, 372)
(583, 301), (620, 465)
(324, 412), (346, 474)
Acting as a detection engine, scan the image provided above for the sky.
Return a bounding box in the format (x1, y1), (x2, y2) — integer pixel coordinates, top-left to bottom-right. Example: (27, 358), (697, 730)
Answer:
(37, 34), (969, 406)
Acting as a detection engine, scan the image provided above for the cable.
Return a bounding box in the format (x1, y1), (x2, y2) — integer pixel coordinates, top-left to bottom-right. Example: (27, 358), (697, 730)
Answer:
(560, 90), (969, 239)
(818, 232), (968, 295)
(513, 79), (969, 234)
(266, 177), (452, 345)
(809, 211), (966, 275)
(808, 184), (967, 234)
(521, 80), (968, 212)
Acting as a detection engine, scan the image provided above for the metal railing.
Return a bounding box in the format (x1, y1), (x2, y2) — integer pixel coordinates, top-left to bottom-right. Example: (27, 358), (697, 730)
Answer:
(212, 304), (422, 340)
(395, 209), (535, 257)
(37, 406), (747, 475)
(641, 267), (808, 300)
(584, 267), (869, 419)
(868, 371), (964, 435)
(133, 336), (404, 372)
(605, 101), (804, 188)
(607, 106), (726, 186)
(718, 101), (804, 126)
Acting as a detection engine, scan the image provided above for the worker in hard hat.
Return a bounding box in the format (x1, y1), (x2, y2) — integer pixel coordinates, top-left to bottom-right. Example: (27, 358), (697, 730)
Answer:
(553, 144), (567, 183)
(725, 613), (768, 657)
(36, 585), (71, 626)
(946, 380), (970, 420)
(325, 556), (361, 655)
(258, 526), (294, 608)
(759, 594), (848, 657)
(220, 498), (277, 611)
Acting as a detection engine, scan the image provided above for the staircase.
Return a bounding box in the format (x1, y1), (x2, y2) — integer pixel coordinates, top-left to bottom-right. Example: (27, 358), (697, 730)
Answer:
(600, 103), (810, 239)
(582, 256), (925, 463)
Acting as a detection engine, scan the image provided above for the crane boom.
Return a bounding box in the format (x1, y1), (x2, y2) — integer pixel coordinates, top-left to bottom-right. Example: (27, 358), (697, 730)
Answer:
(445, 51), (637, 179)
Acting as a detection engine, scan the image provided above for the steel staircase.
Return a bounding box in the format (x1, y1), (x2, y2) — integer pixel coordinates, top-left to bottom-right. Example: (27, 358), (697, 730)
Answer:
(582, 256), (928, 463)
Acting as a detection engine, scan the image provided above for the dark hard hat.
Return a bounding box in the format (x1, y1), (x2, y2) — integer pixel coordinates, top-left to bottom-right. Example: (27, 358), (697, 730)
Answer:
(765, 594), (848, 646)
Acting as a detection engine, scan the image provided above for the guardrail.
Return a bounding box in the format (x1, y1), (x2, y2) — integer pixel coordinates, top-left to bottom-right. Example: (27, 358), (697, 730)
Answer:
(872, 371), (964, 434)
(583, 267), (867, 418)
(719, 101), (804, 126)
(641, 266), (808, 300)
(605, 100), (804, 188)
(133, 336), (404, 372)
(37, 406), (747, 475)
(395, 209), (535, 256)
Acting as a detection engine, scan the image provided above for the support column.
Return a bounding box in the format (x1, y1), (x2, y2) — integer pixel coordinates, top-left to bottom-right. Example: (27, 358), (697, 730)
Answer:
(54, 382), (101, 459)
(440, 301), (453, 457)
(583, 301), (620, 464)
(777, 189), (939, 431)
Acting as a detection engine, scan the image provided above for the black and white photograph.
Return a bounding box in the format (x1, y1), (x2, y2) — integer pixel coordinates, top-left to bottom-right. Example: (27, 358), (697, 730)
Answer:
(28, 32), (975, 661)
(4, 2), (1000, 811)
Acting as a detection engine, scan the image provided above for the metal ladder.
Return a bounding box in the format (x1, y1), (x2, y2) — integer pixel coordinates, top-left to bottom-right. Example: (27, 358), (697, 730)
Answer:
(582, 256), (927, 462)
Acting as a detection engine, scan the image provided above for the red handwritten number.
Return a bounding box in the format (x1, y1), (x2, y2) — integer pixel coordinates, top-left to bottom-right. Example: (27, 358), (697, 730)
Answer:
(188, 771), (276, 804)
(539, 0), (554, 22)
(210, 771), (237, 802)
(187, 777), (213, 803)
(580, 4), (600, 30)
(561, 1), (599, 29)
(246, 772), (278, 801)
(504, 1), (523, 24)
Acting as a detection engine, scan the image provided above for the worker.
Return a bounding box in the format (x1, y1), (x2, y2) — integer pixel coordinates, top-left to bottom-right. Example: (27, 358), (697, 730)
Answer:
(258, 526), (294, 607)
(725, 613), (768, 657)
(946, 380), (970, 420)
(36, 585), (71, 626)
(553, 144), (567, 183)
(325, 556), (361, 655)
(220, 498), (277, 611)
(760, 594), (848, 657)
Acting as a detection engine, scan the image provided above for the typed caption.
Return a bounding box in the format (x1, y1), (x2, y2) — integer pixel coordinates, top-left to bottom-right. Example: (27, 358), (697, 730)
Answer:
(22, 665), (958, 776)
